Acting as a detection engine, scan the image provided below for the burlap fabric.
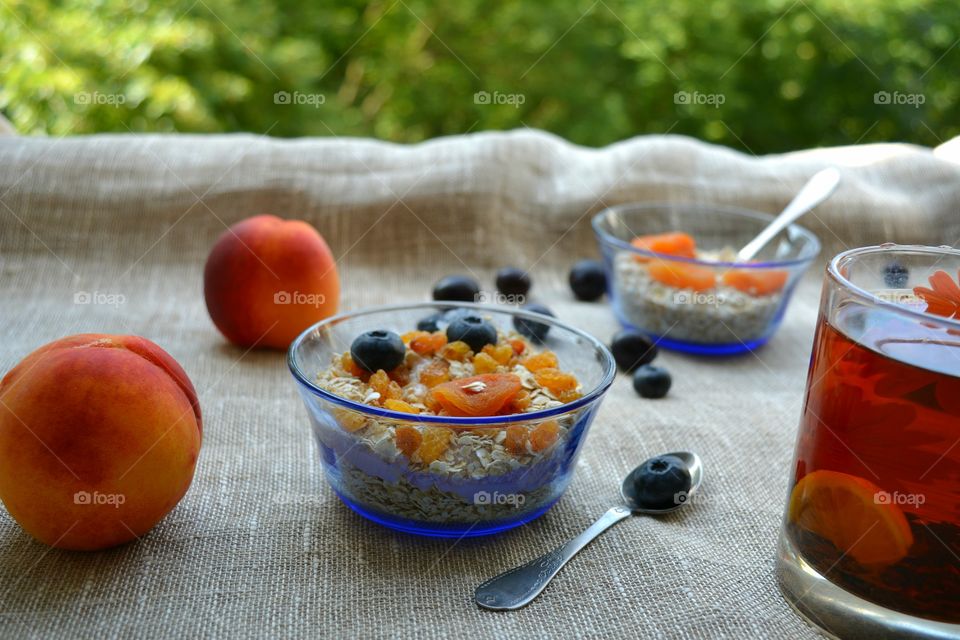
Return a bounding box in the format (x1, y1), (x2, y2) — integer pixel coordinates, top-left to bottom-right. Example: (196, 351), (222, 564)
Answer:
(1, 130), (959, 639)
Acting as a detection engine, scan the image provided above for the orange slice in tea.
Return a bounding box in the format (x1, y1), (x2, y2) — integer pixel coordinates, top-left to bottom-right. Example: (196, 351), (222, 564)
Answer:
(788, 470), (914, 566)
(631, 232), (697, 262)
(430, 373), (522, 417)
(721, 269), (789, 296)
(647, 259), (716, 292)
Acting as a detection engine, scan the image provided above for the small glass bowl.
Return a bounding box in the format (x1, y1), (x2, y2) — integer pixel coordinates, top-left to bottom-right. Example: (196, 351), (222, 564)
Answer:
(287, 302), (616, 537)
(593, 203), (821, 355)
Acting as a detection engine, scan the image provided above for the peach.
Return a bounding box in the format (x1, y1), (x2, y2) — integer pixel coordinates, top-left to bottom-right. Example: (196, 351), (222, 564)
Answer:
(0, 334), (202, 550)
(203, 214), (340, 349)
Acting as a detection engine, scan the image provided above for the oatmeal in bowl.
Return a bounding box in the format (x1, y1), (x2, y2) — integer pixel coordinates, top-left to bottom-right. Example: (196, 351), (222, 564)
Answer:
(288, 303), (616, 537)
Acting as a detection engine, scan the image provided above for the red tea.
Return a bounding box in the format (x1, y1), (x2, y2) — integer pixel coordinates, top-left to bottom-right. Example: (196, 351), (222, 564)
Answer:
(787, 306), (960, 622)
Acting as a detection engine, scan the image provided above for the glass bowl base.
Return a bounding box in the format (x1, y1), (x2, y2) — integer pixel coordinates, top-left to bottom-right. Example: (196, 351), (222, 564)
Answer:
(613, 311), (773, 355)
(333, 488), (559, 538)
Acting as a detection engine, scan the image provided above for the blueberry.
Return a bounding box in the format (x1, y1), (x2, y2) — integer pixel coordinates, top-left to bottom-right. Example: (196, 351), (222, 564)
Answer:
(416, 312), (444, 332)
(610, 330), (658, 372)
(446, 314), (498, 352)
(569, 260), (607, 301)
(628, 455), (692, 510)
(513, 303), (554, 342)
(350, 330), (406, 372)
(495, 267), (532, 297)
(883, 262), (909, 288)
(632, 364), (671, 399)
(433, 275), (480, 302)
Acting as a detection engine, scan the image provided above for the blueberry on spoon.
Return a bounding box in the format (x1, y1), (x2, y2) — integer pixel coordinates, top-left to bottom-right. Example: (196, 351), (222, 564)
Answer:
(625, 455), (692, 510)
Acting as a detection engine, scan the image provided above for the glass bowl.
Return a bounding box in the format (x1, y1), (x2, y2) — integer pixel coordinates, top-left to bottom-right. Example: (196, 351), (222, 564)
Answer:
(592, 203), (821, 355)
(287, 302), (616, 537)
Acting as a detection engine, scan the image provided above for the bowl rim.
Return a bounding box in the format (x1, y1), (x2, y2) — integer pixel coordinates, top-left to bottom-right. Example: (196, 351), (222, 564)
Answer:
(591, 202), (821, 269)
(287, 301), (617, 425)
(829, 243), (960, 332)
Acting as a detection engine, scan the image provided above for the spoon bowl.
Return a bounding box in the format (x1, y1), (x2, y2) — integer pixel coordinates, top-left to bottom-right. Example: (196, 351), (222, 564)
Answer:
(621, 451), (704, 514)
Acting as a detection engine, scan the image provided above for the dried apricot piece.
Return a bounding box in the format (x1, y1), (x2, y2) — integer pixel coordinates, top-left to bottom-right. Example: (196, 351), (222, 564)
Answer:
(722, 269), (789, 296)
(523, 351), (559, 372)
(340, 352), (366, 378)
(419, 358), (451, 388)
(395, 425), (422, 456)
(473, 351), (500, 374)
(440, 340), (472, 362)
(648, 258), (716, 292)
(387, 366), (411, 386)
(368, 370), (391, 402)
(631, 232), (697, 262)
(334, 408), (367, 432)
(423, 391), (442, 413)
(558, 388), (582, 403)
(384, 399), (420, 414)
(385, 380), (403, 401)
(509, 338), (526, 355)
(508, 389), (532, 412)
(504, 426), (529, 455)
(417, 427), (452, 464)
(401, 330), (429, 344)
(410, 331), (448, 356)
(431, 373), (523, 417)
(482, 343), (514, 365)
(369, 369), (402, 402)
(530, 420), (560, 452)
(535, 368), (579, 395)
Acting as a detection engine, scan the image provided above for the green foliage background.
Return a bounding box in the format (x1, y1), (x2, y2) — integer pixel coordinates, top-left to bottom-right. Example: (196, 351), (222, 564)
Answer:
(2, 0), (957, 152)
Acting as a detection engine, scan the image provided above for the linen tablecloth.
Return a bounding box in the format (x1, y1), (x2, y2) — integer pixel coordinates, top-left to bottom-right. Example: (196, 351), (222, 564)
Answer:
(1, 129), (959, 638)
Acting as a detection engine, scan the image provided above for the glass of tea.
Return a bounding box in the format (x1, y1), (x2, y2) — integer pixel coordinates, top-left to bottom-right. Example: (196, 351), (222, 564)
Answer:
(777, 244), (960, 638)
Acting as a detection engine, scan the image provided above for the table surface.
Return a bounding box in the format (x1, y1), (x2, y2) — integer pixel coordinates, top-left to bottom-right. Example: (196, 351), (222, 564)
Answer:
(2, 130), (960, 639)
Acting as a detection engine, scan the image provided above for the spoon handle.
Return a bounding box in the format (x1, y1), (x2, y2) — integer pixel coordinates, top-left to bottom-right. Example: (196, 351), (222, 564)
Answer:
(475, 505), (632, 611)
(737, 167), (841, 262)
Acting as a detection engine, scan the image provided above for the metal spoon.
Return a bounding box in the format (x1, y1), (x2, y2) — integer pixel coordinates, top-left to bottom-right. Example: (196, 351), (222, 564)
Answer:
(737, 167), (841, 262)
(475, 451), (703, 611)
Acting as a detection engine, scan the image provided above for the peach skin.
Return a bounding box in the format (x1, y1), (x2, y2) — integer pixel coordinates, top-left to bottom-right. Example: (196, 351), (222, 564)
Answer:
(203, 214), (340, 349)
(0, 334), (202, 551)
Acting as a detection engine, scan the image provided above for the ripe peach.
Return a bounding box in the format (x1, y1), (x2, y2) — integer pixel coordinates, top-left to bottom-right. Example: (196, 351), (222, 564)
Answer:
(203, 214), (340, 349)
(0, 334), (202, 550)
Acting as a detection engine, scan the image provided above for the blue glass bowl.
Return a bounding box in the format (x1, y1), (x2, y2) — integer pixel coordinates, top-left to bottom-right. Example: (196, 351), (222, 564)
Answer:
(592, 203), (820, 355)
(287, 302), (616, 537)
